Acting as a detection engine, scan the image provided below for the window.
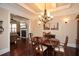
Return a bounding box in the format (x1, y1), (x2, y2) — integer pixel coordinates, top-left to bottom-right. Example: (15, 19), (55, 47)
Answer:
(20, 22), (27, 29)
(10, 24), (17, 33)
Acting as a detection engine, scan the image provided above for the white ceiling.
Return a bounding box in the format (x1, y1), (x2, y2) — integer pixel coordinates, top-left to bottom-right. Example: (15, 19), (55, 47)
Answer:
(18, 3), (71, 15)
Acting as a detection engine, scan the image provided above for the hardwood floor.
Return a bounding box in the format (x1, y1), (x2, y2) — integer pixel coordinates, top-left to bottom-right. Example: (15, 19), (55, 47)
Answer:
(1, 39), (76, 56)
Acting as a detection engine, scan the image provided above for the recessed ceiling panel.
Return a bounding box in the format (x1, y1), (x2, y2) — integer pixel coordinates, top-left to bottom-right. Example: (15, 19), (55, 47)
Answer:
(19, 3), (71, 14)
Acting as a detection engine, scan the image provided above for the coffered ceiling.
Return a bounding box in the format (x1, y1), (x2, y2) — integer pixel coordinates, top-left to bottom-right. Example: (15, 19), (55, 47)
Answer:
(18, 3), (71, 15)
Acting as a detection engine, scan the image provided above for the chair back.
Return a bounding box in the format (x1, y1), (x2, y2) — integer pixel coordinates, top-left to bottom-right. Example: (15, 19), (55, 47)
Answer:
(32, 36), (43, 52)
(64, 36), (68, 48)
(50, 38), (60, 47)
(36, 37), (43, 51)
(33, 36), (42, 43)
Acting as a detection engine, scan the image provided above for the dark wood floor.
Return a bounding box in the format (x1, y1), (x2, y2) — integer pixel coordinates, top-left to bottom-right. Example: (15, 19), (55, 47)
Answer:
(1, 39), (76, 56)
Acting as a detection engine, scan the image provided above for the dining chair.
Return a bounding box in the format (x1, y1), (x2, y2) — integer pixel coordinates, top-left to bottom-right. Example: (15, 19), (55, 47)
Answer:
(55, 36), (68, 55)
(49, 38), (60, 55)
(31, 37), (40, 46)
(33, 37), (47, 56)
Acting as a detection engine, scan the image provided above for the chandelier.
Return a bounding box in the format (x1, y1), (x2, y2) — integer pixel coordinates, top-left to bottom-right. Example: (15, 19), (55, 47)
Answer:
(38, 3), (53, 24)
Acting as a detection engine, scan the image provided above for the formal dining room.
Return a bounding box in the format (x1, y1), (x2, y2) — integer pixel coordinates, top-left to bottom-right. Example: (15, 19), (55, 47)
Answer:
(0, 3), (79, 56)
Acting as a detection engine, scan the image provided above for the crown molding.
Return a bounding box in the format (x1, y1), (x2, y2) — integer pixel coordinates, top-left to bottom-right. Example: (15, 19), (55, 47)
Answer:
(17, 3), (36, 14)
(51, 4), (71, 12)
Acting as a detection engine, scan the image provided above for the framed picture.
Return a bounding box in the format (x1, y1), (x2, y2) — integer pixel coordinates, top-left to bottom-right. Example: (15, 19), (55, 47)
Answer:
(51, 22), (59, 30)
(43, 22), (50, 30)
(43, 22), (59, 30)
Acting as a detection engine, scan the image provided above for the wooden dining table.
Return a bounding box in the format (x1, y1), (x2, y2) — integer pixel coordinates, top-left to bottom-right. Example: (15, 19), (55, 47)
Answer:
(42, 38), (60, 56)
(31, 37), (60, 56)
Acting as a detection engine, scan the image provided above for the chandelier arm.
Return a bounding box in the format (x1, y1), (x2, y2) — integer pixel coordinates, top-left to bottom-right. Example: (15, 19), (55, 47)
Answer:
(39, 19), (42, 21)
(38, 3), (53, 25)
(41, 19), (46, 23)
(39, 18), (46, 24)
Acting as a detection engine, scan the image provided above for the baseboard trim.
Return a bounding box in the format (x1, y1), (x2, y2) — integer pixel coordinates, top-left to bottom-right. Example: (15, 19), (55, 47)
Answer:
(68, 43), (76, 48)
(0, 48), (10, 55)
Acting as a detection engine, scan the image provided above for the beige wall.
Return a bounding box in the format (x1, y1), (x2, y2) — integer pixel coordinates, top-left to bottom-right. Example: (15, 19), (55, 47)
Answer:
(0, 7), (10, 55)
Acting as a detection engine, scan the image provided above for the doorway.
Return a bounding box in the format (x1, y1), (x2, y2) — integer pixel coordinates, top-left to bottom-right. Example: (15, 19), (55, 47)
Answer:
(10, 14), (29, 44)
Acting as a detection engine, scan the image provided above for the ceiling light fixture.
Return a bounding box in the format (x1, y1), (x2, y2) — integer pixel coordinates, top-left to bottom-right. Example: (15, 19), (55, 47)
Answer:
(38, 3), (53, 24)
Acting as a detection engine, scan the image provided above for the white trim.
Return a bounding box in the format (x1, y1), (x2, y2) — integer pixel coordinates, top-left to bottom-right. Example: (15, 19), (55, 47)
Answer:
(0, 48), (10, 55)
(51, 4), (71, 12)
(18, 3), (36, 14)
(67, 43), (76, 48)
